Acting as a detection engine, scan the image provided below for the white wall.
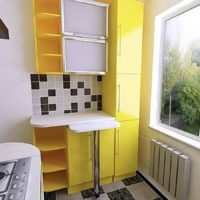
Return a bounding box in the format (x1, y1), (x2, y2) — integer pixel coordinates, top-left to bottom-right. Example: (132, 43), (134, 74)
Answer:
(139, 0), (200, 199)
(0, 0), (35, 143)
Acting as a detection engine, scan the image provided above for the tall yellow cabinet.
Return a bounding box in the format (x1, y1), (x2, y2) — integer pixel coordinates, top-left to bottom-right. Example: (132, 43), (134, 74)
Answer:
(102, 0), (144, 180)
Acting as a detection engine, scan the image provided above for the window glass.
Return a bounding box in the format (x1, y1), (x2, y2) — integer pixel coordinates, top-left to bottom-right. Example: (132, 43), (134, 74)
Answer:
(160, 6), (200, 136)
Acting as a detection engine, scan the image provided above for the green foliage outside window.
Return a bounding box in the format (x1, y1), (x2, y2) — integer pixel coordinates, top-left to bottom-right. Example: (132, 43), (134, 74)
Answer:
(161, 40), (200, 136)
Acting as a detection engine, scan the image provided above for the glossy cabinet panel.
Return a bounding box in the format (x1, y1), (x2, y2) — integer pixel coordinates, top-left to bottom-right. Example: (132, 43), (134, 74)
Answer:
(67, 128), (114, 186)
(67, 129), (93, 186)
(116, 74), (141, 121)
(117, 0), (144, 74)
(115, 120), (139, 177)
(100, 129), (115, 178)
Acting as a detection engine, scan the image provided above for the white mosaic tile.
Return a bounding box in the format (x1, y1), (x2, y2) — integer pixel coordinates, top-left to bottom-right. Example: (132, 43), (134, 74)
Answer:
(48, 81), (56, 89)
(30, 74), (102, 116)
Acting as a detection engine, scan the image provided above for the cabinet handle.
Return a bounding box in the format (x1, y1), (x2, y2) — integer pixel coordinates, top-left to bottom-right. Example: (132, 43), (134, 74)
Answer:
(117, 129), (120, 155)
(118, 25), (122, 56)
(89, 133), (92, 161)
(118, 84), (121, 112)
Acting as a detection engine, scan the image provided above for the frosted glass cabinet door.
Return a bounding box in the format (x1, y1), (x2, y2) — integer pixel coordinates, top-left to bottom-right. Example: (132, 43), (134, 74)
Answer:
(61, 0), (108, 39)
(63, 37), (107, 74)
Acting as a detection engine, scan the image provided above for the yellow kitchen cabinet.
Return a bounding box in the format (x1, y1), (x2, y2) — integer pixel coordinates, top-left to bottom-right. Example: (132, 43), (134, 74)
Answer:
(33, 0), (63, 73)
(33, 126), (68, 192)
(114, 120), (139, 180)
(102, 0), (143, 181)
(117, 0), (144, 74)
(67, 128), (114, 193)
(102, 0), (144, 119)
(100, 129), (115, 179)
(116, 74), (141, 121)
(67, 129), (93, 187)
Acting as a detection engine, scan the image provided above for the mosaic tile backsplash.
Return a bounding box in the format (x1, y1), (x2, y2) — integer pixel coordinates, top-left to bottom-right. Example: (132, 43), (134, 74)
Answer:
(30, 74), (102, 115)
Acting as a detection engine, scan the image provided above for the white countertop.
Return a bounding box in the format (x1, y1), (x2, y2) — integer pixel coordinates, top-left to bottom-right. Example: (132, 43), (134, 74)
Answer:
(30, 111), (116, 128)
(69, 120), (120, 133)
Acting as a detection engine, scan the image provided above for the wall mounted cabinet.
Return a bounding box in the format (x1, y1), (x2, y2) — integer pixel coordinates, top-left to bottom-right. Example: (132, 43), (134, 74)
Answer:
(61, 0), (108, 39)
(62, 36), (107, 74)
(33, 0), (63, 73)
(33, 0), (109, 74)
(61, 0), (109, 74)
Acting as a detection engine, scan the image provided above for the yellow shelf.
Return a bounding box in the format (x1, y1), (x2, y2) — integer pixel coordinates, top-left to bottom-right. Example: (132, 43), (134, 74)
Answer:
(42, 150), (67, 173)
(43, 171), (67, 192)
(37, 33), (61, 39)
(40, 53), (62, 57)
(36, 137), (66, 152)
(36, 12), (61, 19)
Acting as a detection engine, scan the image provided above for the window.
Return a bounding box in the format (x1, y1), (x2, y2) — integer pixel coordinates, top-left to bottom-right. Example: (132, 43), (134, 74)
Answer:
(150, 0), (200, 142)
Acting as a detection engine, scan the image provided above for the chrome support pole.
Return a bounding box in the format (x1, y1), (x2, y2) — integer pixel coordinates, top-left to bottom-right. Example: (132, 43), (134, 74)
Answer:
(93, 130), (100, 197)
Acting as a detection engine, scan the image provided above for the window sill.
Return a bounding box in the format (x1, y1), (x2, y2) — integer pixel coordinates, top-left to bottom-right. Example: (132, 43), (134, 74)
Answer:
(149, 123), (200, 150)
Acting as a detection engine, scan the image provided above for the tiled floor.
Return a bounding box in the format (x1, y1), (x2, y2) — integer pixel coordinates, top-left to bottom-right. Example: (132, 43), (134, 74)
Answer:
(51, 175), (162, 200)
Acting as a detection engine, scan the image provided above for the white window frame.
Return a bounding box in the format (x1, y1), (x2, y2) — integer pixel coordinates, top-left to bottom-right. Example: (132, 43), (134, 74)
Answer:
(150, 0), (200, 149)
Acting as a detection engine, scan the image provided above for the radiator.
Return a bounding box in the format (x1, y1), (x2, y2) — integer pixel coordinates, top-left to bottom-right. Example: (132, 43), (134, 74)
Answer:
(149, 139), (191, 200)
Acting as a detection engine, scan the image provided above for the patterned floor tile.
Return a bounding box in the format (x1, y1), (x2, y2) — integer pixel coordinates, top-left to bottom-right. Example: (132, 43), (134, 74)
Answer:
(85, 193), (110, 200)
(107, 188), (135, 200)
(55, 179), (163, 200)
(56, 189), (82, 200)
(127, 182), (159, 200)
(81, 186), (105, 199)
(122, 175), (143, 186)
(102, 181), (125, 193)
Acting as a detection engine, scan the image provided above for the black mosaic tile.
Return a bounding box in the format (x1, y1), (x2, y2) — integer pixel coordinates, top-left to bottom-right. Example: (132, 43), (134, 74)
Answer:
(48, 89), (56, 96)
(41, 111), (49, 115)
(81, 186), (104, 199)
(63, 82), (70, 89)
(40, 97), (48, 105)
(31, 82), (39, 90)
(64, 110), (71, 114)
(98, 102), (102, 108)
(41, 105), (48, 112)
(78, 82), (84, 88)
(98, 95), (102, 101)
(63, 75), (70, 81)
(30, 74), (39, 82)
(71, 89), (77, 96)
(71, 109), (78, 113)
(107, 188), (135, 200)
(122, 175), (143, 186)
(71, 103), (78, 110)
(98, 107), (102, 111)
(97, 75), (102, 82)
(44, 192), (56, 200)
(49, 104), (56, 111)
(153, 198), (163, 200)
(84, 88), (91, 95)
(91, 95), (97, 102)
(85, 102), (91, 108)
(39, 74), (47, 82)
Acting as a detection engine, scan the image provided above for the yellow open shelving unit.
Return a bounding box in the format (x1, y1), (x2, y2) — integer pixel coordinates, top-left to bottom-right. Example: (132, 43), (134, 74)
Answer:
(43, 171), (68, 192)
(33, 0), (63, 73)
(41, 150), (67, 173)
(33, 126), (68, 192)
